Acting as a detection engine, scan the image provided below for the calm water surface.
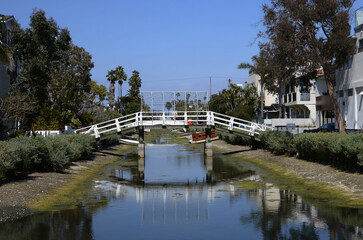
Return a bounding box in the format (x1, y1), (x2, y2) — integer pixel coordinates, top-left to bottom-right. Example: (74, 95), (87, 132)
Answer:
(0, 130), (362, 240)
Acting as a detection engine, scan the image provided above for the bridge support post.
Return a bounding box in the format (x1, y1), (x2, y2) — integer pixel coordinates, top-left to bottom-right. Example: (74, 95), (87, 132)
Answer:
(205, 156), (213, 183)
(204, 126), (213, 157)
(138, 157), (145, 181)
(138, 127), (145, 158)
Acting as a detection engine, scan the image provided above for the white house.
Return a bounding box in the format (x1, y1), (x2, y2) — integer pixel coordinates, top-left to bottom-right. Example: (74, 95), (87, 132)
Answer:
(248, 74), (279, 120)
(333, 6), (363, 130)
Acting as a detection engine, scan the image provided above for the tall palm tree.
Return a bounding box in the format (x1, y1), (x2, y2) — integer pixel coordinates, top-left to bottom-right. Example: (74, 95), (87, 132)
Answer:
(106, 69), (117, 109)
(114, 66), (127, 99)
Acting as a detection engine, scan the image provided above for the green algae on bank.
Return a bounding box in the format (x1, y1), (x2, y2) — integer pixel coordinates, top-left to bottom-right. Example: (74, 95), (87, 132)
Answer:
(227, 154), (363, 208)
(229, 180), (270, 190)
(28, 146), (133, 212)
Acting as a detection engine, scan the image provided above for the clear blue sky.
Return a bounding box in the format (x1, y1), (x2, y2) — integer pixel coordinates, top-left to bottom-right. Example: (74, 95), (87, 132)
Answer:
(3, 0), (363, 97)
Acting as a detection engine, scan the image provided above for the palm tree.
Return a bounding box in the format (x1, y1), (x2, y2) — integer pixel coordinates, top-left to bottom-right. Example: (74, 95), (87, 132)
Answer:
(114, 66), (127, 99)
(238, 49), (272, 124)
(106, 69), (117, 109)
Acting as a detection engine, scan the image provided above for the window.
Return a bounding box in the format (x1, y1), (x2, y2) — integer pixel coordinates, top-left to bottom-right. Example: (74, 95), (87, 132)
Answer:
(348, 89), (353, 96)
(359, 39), (363, 53)
(339, 91), (344, 98)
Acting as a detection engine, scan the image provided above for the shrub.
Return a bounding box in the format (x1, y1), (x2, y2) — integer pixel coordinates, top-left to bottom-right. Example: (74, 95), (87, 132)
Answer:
(259, 131), (295, 155)
(294, 133), (363, 171)
(100, 135), (120, 147)
(217, 132), (251, 146)
(0, 143), (23, 177)
(62, 134), (94, 160)
(44, 136), (73, 171)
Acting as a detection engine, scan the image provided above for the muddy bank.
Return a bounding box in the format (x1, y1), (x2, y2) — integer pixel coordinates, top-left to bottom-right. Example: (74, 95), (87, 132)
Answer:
(0, 144), (132, 222)
(213, 140), (363, 203)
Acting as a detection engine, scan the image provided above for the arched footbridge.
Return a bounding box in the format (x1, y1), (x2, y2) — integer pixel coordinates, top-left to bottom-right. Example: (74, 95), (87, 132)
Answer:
(75, 111), (273, 140)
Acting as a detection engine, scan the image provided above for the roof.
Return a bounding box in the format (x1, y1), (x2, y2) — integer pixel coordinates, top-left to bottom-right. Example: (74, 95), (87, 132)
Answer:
(0, 15), (15, 23)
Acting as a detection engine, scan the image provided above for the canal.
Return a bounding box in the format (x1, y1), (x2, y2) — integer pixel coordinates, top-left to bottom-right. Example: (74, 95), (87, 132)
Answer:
(0, 130), (362, 239)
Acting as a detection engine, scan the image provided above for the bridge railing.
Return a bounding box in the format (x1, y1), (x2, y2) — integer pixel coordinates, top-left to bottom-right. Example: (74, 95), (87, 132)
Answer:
(75, 111), (273, 139)
(75, 112), (138, 138)
(136, 111), (209, 126)
(212, 112), (273, 136)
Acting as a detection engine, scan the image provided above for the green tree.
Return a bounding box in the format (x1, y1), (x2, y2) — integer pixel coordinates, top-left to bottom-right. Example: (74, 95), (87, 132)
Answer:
(88, 80), (107, 104)
(7, 10), (74, 129)
(209, 84), (259, 121)
(106, 69), (117, 109)
(165, 101), (172, 112)
(115, 65), (127, 99)
(238, 48), (273, 123)
(262, 0), (356, 133)
(48, 44), (94, 124)
(128, 70), (142, 98)
(107, 66), (127, 110)
(3, 10), (95, 130)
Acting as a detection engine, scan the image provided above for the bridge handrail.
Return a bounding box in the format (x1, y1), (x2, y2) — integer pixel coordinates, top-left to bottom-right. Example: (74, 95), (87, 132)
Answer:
(75, 110), (273, 138)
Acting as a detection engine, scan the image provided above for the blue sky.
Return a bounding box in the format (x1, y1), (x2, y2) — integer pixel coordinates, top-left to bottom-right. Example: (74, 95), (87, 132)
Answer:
(3, 0), (363, 97)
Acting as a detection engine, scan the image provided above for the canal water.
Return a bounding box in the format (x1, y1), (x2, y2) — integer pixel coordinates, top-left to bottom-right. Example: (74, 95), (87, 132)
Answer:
(0, 130), (362, 239)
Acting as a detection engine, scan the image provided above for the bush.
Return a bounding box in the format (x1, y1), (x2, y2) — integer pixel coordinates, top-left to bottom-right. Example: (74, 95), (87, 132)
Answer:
(44, 136), (73, 171)
(62, 134), (94, 160)
(294, 133), (363, 171)
(259, 131), (295, 155)
(100, 135), (120, 147)
(218, 132), (251, 146)
(0, 134), (97, 179)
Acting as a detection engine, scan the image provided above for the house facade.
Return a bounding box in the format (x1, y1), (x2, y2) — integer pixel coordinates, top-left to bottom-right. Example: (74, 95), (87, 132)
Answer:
(248, 74), (279, 120)
(333, 6), (363, 130)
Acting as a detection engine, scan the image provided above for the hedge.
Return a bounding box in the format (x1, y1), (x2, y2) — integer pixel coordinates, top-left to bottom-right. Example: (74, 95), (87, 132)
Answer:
(259, 131), (296, 156)
(294, 133), (363, 171)
(258, 131), (363, 172)
(0, 134), (95, 178)
(218, 132), (252, 146)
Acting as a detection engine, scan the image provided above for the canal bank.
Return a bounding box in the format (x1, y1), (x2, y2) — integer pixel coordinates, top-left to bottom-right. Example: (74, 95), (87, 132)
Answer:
(213, 140), (363, 207)
(1, 137), (363, 223)
(0, 144), (133, 222)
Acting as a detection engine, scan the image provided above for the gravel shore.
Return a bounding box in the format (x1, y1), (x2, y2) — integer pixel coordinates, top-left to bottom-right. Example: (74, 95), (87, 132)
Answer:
(0, 144), (130, 222)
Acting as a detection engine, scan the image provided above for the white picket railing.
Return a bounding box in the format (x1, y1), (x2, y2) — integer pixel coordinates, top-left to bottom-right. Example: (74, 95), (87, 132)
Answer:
(75, 111), (273, 139)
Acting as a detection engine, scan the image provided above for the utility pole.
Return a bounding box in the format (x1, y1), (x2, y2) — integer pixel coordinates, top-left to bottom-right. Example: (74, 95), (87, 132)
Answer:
(209, 76), (212, 99)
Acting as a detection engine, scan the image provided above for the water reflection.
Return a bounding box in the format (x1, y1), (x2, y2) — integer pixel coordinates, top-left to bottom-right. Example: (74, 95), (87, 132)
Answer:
(0, 131), (363, 240)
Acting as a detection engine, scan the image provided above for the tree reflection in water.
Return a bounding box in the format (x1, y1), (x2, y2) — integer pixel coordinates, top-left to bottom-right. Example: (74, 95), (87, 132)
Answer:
(239, 188), (363, 240)
(0, 198), (109, 240)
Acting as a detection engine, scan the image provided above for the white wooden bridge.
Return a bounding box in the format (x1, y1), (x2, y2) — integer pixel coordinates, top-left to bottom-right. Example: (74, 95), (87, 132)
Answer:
(75, 111), (273, 139)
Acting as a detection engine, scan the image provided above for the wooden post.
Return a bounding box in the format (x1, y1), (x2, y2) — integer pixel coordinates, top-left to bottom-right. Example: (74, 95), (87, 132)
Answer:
(138, 127), (145, 158)
(204, 125), (213, 157)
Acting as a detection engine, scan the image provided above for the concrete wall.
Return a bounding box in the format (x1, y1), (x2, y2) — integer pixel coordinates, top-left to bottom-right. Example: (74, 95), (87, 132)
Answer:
(248, 74), (278, 107)
(265, 118), (314, 127)
(335, 26), (363, 129)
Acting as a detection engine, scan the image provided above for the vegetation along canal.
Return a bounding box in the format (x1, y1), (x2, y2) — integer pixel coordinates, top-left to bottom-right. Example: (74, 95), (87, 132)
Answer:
(0, 130), (362, 239)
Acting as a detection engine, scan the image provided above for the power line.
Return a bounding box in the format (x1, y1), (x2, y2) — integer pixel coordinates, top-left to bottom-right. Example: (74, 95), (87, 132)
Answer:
(142, 76), (249, 83)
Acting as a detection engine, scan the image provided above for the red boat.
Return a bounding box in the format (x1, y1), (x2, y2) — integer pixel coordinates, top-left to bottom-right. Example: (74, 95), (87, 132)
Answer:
(190, 130), (218, 143)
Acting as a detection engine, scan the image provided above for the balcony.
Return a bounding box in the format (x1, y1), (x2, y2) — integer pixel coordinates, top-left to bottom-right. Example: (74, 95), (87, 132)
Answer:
(300, 92), (310, 101)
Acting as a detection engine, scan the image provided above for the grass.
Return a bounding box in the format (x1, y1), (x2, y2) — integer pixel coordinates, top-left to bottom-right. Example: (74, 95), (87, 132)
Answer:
(229, 180), (270, 189)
